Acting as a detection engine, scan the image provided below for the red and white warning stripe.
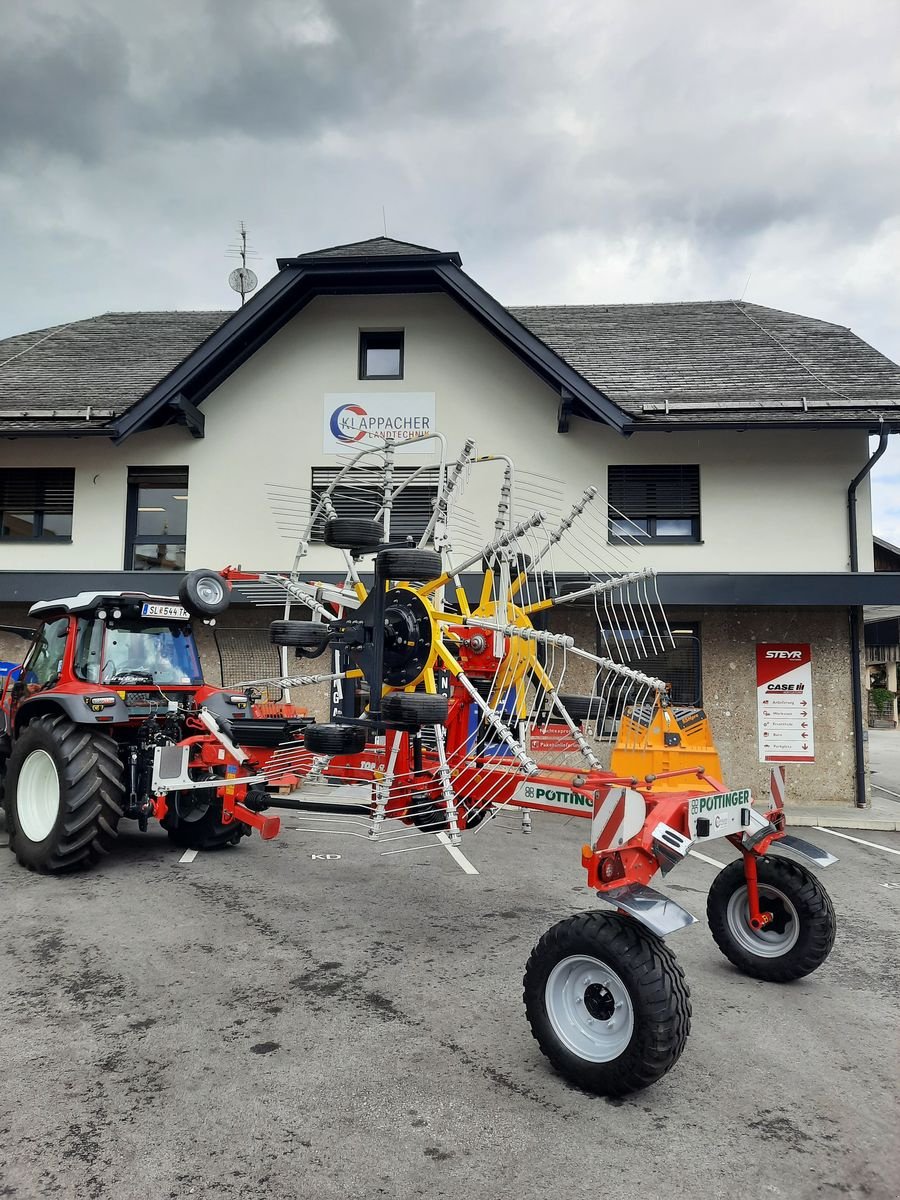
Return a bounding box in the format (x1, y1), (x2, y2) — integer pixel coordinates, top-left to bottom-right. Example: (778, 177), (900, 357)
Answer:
(769, 765), (786, 810)
(592, 786), (646, 851)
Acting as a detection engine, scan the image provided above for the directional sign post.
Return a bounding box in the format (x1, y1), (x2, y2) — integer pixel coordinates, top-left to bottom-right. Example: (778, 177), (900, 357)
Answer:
(756, 643), (815, 763)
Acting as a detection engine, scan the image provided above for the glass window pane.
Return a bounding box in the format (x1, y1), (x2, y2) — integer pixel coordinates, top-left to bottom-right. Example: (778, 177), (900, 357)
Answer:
(135, 487), (188, 538)
(42, 512), (72, 539)
(131, 542), (186, 571)
(365, 346), (401, 376)
(610, 517), (649, 538)
(2, 512), (36, 538)
(656, 518), (694, 537)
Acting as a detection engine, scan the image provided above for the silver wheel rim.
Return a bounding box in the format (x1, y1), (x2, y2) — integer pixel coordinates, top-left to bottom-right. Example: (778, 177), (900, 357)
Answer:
(726, 884), (800, 957)
(545, 954), (634, 1063)
(196, 576), (224, 606)
(16, 749), (61, 842)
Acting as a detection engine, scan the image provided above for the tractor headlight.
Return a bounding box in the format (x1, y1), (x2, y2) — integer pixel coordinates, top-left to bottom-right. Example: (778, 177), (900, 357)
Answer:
(85, 695), (117, 712)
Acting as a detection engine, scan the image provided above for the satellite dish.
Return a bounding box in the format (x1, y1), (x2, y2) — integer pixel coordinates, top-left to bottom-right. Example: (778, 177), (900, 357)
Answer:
(229, 266), (258, 296)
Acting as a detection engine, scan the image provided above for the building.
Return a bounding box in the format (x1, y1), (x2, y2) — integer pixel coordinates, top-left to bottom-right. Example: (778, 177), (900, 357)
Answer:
(866, 536), (900, 728)
(0, 235), (898, 807)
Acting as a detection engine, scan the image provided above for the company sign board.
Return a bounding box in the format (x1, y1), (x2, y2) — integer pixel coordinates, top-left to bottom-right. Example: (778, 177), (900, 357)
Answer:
(756, 643), (815, 763)
(323, 394), (436, 455)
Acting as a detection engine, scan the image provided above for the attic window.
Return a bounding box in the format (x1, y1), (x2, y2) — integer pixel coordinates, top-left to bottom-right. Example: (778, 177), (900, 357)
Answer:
(359, 331), (404, 380)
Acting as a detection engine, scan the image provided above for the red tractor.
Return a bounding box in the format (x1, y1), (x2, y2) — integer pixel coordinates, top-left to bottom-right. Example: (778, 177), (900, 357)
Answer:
(0, 570), (308, 872)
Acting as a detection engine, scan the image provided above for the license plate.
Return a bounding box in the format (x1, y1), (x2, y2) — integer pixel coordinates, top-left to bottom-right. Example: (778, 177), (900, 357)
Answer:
(688, 788), (752, 839)
(141, 602), (190, 620)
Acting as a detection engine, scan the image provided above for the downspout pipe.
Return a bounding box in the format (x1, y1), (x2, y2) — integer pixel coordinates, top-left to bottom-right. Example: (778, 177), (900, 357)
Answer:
(847, 423), (891, 807)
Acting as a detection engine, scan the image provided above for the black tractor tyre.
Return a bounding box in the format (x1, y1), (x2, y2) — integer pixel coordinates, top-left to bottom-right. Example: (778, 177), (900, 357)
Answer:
(4, 713), (124, 873)
(381, 692), (449, 727)
(269, 620), (332, 652)
(324, 517), (384, 554)
(523, 911), (691, 1096)
(304, 723), (368, 756)
(707, 855), (836, 983)
(162, 797), (249, 851)
(179, 569), (231, 617)
(378, 548), (443, 583)
(555, 694), (599, 721)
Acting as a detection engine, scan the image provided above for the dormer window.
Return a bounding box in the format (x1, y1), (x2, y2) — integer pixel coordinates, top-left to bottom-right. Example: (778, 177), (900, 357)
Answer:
(359, 331), (404, 380)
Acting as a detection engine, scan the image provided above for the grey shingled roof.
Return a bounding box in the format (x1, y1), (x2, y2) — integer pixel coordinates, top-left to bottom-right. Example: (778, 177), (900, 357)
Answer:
(1, 283), (899, 436)
(510, 300), (900, 422)
(0, 311), (229, 431)
(296, 236), (445, 259)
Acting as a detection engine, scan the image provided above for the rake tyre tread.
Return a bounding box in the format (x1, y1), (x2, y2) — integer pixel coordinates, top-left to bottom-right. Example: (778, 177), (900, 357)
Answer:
(523, 911), (691, 1096)
(303, 723), (368, 756)
(5, 714), (124, 873)
(381, 692), (449, 726)
(324, 517), (384, 553)
(377, 548), (443, 583)
(706, 855), (836, 982)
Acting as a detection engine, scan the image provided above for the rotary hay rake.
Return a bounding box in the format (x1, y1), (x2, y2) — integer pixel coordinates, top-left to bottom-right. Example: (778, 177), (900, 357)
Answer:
(152, 434), (837, 1095)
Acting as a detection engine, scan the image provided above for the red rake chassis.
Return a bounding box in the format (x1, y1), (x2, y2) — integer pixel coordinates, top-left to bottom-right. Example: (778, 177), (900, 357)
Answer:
(156, 716), (818, 943)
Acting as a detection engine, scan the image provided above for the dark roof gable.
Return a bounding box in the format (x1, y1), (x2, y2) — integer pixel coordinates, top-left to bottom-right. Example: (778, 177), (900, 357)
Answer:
(294, 235), (448, 259)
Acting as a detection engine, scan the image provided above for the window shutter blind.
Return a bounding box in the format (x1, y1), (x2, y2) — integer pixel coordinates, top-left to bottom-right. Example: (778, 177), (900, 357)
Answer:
(608, 465), (700, 517)
(310, 467), (438, 543)
(0, 469), (75, 513)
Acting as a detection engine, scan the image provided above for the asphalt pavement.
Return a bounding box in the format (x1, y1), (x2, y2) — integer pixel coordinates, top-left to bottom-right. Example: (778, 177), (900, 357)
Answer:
(1, 807), (898, 1200)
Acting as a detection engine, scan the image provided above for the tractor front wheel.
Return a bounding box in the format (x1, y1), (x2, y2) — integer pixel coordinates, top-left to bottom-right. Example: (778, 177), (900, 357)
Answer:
(5, 714), (124, 872)
(706, 855), (835, 982)
(523, 911), (691, 1096)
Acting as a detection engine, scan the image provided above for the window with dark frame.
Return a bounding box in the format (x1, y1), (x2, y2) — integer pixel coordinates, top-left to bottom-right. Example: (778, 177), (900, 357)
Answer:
(0, 468), (74, 541)
(124, 467), (189, 571)
(608, 464), (700, 543)
(359, 330), (404, 380)
(310, 466), (438, 545)
(598, 621), (703, 707)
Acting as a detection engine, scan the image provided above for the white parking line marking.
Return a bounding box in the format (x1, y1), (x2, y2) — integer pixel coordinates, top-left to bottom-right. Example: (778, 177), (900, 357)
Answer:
(819, 828), (900, 856)
(873, 783), (900, 800)
(689, 849), (727, 870)
(179, 849), (199, 864)
(435, 831), (479, 874)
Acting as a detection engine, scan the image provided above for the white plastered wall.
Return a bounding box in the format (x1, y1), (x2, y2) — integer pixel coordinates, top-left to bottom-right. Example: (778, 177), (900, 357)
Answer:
(0, 292), (875, 575)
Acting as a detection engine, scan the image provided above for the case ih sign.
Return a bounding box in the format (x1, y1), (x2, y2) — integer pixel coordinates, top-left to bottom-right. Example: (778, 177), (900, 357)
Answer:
(756, 643), (815, 763)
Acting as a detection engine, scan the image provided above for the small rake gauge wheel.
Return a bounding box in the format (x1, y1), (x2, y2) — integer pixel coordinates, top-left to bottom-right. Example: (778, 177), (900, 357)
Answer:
(707, 856), (836, 982)
(270, 620), (332, 653)
(378, 548), (443, 583)
(179, 569), (231, 616)
(524, 911), (691, 1096)
(324, 517), (384, 554)
(381, 692), (448, 727)
(303, 723), (368, 756)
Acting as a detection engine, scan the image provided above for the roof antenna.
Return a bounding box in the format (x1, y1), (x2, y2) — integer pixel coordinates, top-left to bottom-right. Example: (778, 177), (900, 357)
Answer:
(382, 205), (388, 236)
(739, 272), (752, 302)
(227, 221), (259, 307)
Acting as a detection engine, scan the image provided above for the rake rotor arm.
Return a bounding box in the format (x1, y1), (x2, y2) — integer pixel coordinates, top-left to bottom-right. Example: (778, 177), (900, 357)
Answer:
(522, 567), (658, 615)
(423, 511), (548, 594)
(565, 645), (668, 694)
(419, 437), (475, 549)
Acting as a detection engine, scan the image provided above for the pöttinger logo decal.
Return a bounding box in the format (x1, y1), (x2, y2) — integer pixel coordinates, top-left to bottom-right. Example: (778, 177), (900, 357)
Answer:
(330, 403), (368, 444)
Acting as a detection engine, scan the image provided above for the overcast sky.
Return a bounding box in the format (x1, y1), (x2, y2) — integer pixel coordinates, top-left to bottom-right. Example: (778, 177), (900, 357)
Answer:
(1, 0), (898, 537)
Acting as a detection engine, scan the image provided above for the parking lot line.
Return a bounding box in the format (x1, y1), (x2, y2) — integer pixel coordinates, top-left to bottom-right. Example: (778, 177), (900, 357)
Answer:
(819, 828), (900, 856)
(435, 831), (480, 874)
(179, 849), (199, 864)
(872, 783), (900, 800)
(689, 849), (727, 870)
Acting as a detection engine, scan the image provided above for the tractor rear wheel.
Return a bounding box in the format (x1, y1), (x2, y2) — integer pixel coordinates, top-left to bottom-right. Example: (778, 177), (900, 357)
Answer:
(523, 911), (691, 1095)
(706, 856), (836, 982)
(5, 714), (124, 873)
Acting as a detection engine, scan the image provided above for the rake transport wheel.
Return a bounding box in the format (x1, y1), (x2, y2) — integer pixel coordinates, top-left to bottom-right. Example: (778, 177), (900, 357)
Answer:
(324, 517), (384, 554)
(378, 548), (443, 583)
(523, 911), (691, 1096)
(707, 856), (836, 983)
(5, 714), (124, 872)
(381, 692), (449, 727)
(179, 568), (231, 617)
(270, 620), (332, 658)
(161, 779), (249, 851)
(303, 723), (368, 756)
